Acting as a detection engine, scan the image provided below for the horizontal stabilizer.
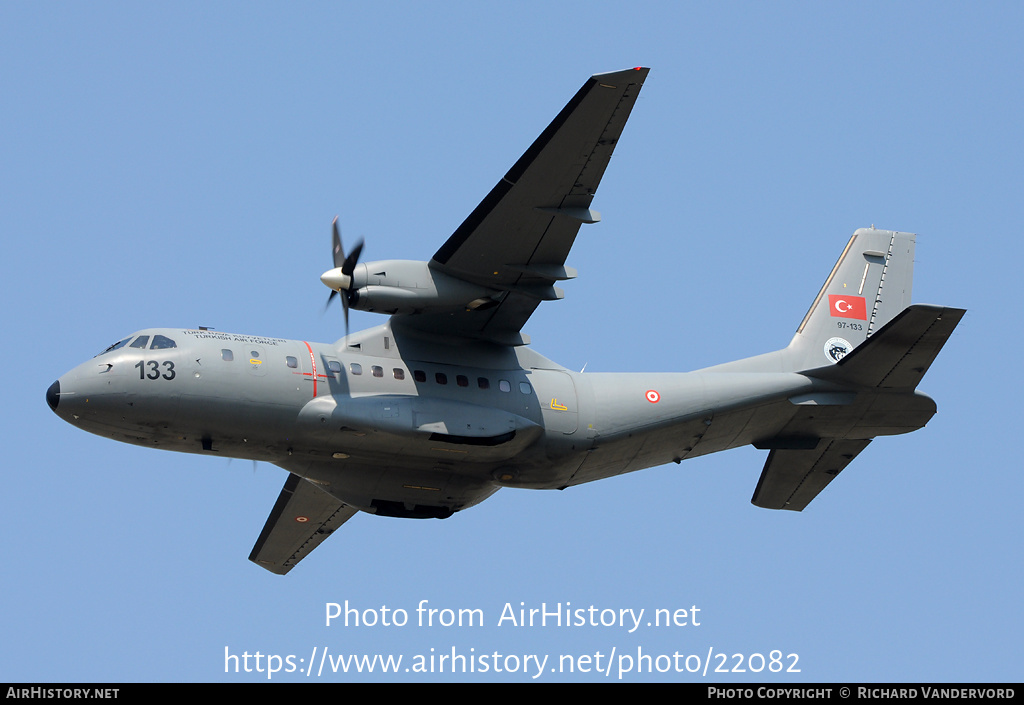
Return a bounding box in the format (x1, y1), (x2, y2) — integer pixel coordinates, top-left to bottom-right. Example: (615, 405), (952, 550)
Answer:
(751, 438), (872, 511)
(806, 305), (966, 388)
(249, 473), (358, 575)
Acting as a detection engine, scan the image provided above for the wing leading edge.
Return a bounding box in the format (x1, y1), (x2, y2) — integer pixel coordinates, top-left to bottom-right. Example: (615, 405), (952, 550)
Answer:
(394, 67), (649, 345)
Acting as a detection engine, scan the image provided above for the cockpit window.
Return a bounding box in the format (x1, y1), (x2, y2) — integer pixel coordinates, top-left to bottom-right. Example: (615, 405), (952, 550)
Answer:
(129, 335), (150, 349)
(96, 337), (132, 356)
(150, 335), (177, 350)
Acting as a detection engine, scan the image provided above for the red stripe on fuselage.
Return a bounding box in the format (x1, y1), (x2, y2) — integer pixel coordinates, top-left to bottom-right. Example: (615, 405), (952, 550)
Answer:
(303, 341), (318, 397)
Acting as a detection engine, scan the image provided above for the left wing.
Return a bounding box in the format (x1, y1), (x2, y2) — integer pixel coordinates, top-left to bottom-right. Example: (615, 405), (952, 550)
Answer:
(249, 473), (358, 575)
(395, 67), (649, 345)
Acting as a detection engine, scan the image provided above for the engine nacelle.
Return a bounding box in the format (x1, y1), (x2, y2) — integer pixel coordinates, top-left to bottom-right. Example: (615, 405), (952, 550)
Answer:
(339, 260), (498, 315)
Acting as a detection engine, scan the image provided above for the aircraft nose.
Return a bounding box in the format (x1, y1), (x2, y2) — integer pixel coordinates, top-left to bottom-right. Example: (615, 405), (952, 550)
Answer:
(46, 379), (60, 412)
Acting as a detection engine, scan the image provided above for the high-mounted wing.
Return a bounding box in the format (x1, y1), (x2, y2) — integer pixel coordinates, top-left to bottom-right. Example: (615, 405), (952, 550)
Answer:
(249, 473), (358, 575)
(394, 67), (649, 345)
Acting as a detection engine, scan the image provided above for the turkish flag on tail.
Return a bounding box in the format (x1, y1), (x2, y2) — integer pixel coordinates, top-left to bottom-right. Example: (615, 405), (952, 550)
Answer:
(828, 295), (868, 320)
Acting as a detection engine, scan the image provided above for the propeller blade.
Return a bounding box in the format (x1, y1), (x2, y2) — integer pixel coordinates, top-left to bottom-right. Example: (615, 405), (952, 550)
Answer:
(331, 216), (345, 269)
(325, 216), (364, 339)
(342, 239), (364, 276)
(342, 294), (350, 338)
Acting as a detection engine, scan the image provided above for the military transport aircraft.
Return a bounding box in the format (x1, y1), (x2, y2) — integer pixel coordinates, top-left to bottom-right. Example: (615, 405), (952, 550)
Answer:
(47, 67), (964, 574)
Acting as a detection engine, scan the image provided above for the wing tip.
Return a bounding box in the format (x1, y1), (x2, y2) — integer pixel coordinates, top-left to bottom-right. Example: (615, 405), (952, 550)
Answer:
(592, 66), (650, 81)
(248, 555), (293, 576)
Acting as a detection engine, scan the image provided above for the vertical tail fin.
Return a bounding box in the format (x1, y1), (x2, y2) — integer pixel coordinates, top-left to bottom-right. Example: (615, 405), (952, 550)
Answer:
(785, 227), (915, 371)
(702, 228), (917, 374)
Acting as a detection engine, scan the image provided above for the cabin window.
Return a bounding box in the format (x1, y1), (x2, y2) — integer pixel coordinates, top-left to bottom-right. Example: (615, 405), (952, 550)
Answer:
(372, 365), (383, 378)
(151, 335), (177, 350)
(221, 349), (234, 361)
(328, 360), (342, 376)
(349, 363), (362, 375)
(456, 375), (469, 387)
(499, 380), (511, 392)
(286, 356), (298, 369)
(519, 382), (532, 394)
(435, 372), (448, 385)
(477, 377), (490, 390)
(393, 368), (405, 380)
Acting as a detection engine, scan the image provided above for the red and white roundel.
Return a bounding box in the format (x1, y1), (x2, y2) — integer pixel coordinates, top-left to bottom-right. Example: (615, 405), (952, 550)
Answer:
(645, 389), (660, 403)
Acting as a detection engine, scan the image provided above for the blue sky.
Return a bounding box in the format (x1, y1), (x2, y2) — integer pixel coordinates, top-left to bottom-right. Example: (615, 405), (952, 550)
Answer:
(3, 2), (1021, 682)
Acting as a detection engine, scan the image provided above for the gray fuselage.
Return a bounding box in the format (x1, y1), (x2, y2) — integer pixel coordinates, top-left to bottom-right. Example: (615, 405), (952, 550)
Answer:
(48, 322), (847, 517)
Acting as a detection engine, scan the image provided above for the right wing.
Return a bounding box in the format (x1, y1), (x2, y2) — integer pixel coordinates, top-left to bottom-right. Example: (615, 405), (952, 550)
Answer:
(249, 473), (358, 575)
